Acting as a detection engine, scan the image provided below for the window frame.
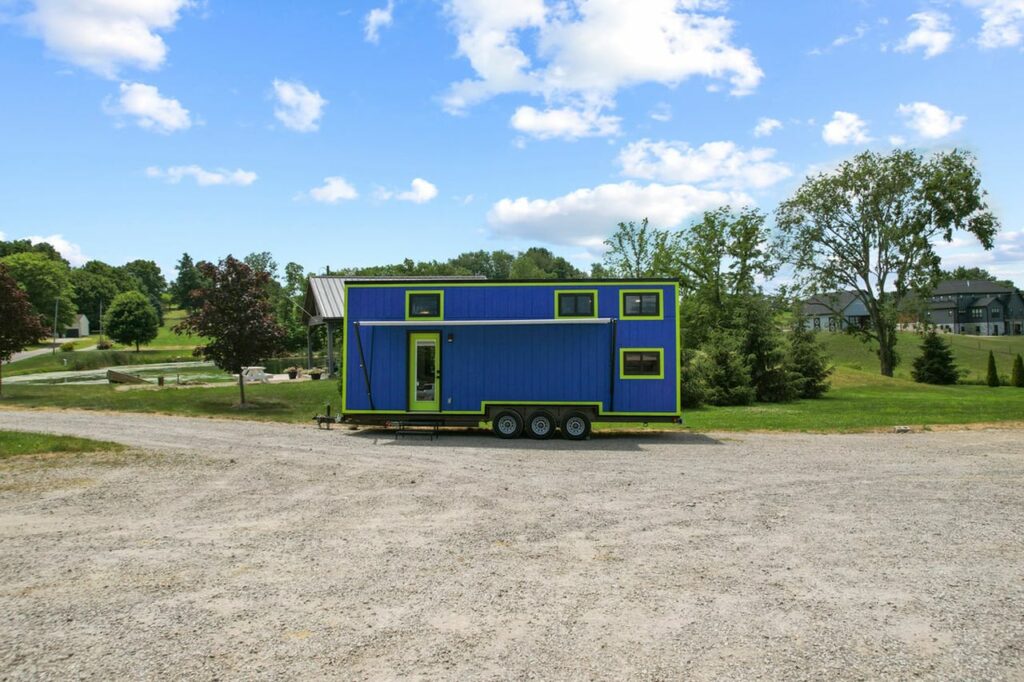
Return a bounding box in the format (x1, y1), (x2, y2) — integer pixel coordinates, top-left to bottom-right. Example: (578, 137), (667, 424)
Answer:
(619, 347), (665, 380)
(554, 289), (598, 319)
(619, 289), (664, 320)
(405, 290), (444, 321)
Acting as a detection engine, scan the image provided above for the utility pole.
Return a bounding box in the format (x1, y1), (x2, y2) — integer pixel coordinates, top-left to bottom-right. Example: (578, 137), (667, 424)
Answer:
(99, 300), (104, 345)
(52, 298), (59, 354)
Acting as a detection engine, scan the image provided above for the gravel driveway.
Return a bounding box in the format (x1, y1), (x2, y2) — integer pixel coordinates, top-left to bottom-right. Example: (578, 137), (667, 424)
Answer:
(0, 409), (1021, 680)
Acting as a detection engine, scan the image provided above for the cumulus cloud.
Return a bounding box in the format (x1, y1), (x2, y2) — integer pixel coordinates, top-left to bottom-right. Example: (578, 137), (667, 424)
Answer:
(364, 0), (394, 43)
(272, 79), (327, 132)
(964, 0), (1024, 48)
(146, 165), (257, 187)
(822, 111), (871, 145)
(618, 139), (791, 190)
(377, 178), (439, 204)
(105, 82), (190, 134)
(898, 102), (966, 139)
(307, 177), (359, 203)
(753, 117), (782, 138)
(510, 105), (620, 140)
(488, 180), (746, 248)
(441, 0), (762, 122)
(28, 234), (88, 266)
(896, 11), (954, 58)
(649, 103), (672, 122)
(23, 0), (192, 78)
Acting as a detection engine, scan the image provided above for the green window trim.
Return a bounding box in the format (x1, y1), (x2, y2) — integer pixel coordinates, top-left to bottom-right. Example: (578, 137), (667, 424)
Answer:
(405, 290), (444, 321)
(554, 289), (598, 319)
(619, 347), (665, 380)
(619, 289), (664, 320)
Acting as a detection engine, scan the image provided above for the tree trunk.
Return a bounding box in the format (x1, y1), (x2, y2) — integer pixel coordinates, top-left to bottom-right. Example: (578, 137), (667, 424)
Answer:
(0, 361), (4, 397)
(238, 371), (246, 405)
(136, 341), (140, 352)
(877, 327), (897, 377)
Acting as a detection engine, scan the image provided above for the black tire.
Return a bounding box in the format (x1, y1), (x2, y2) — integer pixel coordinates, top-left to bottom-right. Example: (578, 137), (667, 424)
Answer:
(561, 411), (591, 441)
(493, 411), (524, 439)
(526, 411), (556, 440)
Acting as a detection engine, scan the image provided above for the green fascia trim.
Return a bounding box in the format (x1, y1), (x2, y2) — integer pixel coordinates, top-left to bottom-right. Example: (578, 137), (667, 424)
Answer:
(619, 347), (665, 380)
(554, 289), (599, 319)
(346, 281), (677, 289)
(619, 289), (665, 320)
(405, 289), (445, 321)
(341, 286), (350, 412)
(674, 283), (681, 415)
(343, 400), (680, 417)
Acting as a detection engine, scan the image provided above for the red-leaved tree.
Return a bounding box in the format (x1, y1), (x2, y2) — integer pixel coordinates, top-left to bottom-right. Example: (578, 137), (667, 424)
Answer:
(174, 256), (286, 405)
(0, 264), (49, 396)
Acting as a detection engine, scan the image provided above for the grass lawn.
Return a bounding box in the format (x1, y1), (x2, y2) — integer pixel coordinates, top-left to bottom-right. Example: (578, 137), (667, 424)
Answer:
(0, 430), (125, 459)
(3, 348), (200, 378)
(142, 308), (208, 349)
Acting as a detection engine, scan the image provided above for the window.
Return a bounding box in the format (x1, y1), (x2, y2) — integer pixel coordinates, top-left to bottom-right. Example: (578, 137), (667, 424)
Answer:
(406, 291), (443, 320)
(971, 308), (984, 320)
(620, 290), (663, 319)
(991, 307), (1002, 319)
(813, 317), (821, 329)
(555, 290), (597, 318)
(620, 348), (664, 379)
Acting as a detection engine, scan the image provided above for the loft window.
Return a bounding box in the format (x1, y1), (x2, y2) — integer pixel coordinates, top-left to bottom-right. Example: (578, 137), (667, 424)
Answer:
(991, 307), (1002, 319)
(621, 291), (662, 318)
(620, 348), (664, 379)
(556, 291), (596, 318)
(406, 292), (442, 320)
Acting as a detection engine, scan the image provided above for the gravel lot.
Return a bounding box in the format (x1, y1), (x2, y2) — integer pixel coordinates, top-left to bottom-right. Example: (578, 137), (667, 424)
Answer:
(0, 409), (1022, 680)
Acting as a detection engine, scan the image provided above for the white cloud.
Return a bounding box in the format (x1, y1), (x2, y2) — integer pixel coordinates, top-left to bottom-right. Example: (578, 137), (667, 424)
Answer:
(753, 117), (782, 138)
(810, 22), (869, 55)
(618, 139), (791, 190)
(307, 177), (359, 203)
(889, 135), (907, 146)
(898, 102), (966, 139)
(23, 0), (192, 78)
(487, 181), (747, 249)
(441, 0), (762, 118)
(28, 234), (88, 266)
(377, 178), (439, 204)
(964, 0), (1024, 48)
(364, 0), (394, 43)
(510, 105), (620, 139)
(822, 111), (871, 145)
(895, 11), (954, 58)
(146, 165), (257, 187)
(272, 79), (327, 132)
(105, 82), (190, 134)
(649, 103), (672, 122)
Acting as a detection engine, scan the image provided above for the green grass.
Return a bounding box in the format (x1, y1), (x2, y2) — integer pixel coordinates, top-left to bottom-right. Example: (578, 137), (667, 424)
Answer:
(0, 430), (125, 458)
(143, 308), (208, 349)
(3, 348), (200, 378)
(819, 331), (1024, 383)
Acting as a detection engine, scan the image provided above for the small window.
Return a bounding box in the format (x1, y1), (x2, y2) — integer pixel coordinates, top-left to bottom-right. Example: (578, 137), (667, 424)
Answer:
(556, 291), (596, 318)
(621, 290), (662, 319)
(620, 348), (664, 379)
(406, 291), (443, 320)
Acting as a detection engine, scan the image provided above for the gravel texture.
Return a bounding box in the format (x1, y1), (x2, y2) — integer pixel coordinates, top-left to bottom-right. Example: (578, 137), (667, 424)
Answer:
(0, 409), (1022, 680)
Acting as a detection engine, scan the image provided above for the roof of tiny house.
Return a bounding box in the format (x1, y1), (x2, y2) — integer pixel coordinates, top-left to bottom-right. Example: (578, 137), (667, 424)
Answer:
(302, 275), (489, 325)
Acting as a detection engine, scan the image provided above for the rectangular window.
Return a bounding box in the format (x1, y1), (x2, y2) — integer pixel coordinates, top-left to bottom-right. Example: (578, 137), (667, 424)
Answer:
(406, 291), (443, 320)
(620, 290), (663, 319)
(971, 308), (984, 320)
(555, 290), (597, 318)
(620, 348), (664, 379)
(991, 307), (1002, 319)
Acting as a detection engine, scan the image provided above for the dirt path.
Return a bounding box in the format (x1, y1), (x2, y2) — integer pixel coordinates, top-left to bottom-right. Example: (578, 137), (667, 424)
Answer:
(0, 410), (1022, 680)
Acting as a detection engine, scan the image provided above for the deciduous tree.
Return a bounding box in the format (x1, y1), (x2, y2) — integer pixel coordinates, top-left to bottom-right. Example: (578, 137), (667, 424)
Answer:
(0, 264), (48, 396)
(0, 251), (76, 328)
(104, 291), (160, 351)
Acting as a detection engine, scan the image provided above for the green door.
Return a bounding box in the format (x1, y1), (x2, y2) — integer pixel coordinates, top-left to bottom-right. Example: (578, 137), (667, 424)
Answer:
(409, 332), (440, 412)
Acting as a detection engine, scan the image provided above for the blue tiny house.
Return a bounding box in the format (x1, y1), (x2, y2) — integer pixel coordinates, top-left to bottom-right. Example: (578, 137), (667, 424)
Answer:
(341, 279), (681, 439)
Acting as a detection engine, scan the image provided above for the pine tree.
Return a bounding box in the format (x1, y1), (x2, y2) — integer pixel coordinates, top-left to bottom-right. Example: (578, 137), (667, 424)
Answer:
(737, 298), (798, 403)
(787, 320), (833, 398)
(1011, 354), (1024, 388)
(697, 331), (755, 406)
(986, 350), (1000, 387)
(910, 331), (960, 385)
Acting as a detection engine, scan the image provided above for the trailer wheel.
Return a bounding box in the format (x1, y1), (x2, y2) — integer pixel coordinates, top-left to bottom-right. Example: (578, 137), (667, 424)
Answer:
(561, 412), (591, 440)
(526, 411), (556, 439)
(493, 411), (524, 439)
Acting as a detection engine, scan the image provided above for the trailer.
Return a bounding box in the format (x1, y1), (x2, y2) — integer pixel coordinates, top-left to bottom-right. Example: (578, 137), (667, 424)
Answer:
(340, 278), (681, 439)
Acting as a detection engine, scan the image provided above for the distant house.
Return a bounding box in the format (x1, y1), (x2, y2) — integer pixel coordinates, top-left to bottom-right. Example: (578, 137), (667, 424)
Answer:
(64, 314), (89, 338)
(803, 280), (1024, 336)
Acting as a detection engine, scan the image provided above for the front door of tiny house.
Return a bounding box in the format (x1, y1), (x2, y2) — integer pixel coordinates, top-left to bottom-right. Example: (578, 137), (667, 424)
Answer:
(409, 332), (440, 411)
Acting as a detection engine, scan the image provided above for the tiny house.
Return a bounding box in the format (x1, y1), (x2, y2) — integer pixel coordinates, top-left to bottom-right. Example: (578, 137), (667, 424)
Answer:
(340, 278), (681, 439)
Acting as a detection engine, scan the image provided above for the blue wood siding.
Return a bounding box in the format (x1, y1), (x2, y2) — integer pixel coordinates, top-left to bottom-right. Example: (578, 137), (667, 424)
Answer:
(343, 283), (679, 416)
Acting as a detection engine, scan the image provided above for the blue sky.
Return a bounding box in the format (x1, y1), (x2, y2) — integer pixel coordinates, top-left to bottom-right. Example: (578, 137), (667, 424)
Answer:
(0, 0), (1022, 285)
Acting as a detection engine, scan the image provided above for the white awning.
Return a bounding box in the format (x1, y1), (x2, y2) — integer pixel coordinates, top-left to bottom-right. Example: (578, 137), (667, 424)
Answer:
(356, 318), (614, 327)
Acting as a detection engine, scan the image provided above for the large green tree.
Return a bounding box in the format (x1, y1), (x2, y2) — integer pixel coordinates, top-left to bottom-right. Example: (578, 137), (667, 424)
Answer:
(0, 264), (48, 396)
(0, 251), (76, 329)
(119, 259), (166, 300)
(104, 291), (160, 351)
(777, 149), (999, 376)
(70, 267), (120, 329)
(175, 256), (286, 405)
(170, 253), (207, 311)
(601, 218), (678, 278)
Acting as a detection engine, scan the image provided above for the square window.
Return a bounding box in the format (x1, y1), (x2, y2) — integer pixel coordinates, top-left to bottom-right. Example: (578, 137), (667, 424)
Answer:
(622, 292), (661, 317)
(621, 349), (663, 378)
(408, 293), (441, 318)
(557, 292), (595, 317)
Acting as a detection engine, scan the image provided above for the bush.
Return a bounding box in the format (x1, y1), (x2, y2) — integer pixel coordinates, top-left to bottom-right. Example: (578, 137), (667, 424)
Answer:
(59, 342), (75, 352)
(679, 348), (706, 409)
(696, 331), (755, 406)
(911, 330), (960, 385)
(787, 321), (833, 398)
(986, 350), (1000, 387)
(737, 299), (798, 403)
(1012, 354), (1024, 388)
(96, 340), (113, 350)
